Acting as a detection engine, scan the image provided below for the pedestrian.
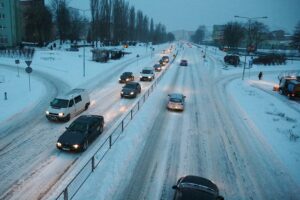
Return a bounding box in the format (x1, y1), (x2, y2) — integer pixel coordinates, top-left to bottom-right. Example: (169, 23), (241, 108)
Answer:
(258, 71), (263, 80)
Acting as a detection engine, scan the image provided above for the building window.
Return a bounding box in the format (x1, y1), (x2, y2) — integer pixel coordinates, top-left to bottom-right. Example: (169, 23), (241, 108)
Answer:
(0, 13), (5, 19)
(0, 3), (4, 8)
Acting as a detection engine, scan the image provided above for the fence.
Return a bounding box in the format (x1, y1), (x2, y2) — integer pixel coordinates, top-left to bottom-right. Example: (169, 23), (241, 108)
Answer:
(0, 48), (35, 59)
(54, 51), (177, 200)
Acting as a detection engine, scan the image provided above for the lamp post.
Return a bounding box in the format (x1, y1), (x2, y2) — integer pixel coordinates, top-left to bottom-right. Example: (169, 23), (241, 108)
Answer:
(70, 7), (90, 77)
(234, 15), (267, 80)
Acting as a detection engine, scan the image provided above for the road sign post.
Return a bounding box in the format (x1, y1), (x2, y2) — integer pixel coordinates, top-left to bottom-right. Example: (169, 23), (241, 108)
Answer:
(15, 59), (20, 77)
(25, 61), (33, 92)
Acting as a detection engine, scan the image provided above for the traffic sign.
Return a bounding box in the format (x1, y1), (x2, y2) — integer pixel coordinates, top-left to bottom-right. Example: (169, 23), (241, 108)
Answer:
(15, 59), (20, 64)
(25, 67), (33, 74)
(25, 60), (32, 67)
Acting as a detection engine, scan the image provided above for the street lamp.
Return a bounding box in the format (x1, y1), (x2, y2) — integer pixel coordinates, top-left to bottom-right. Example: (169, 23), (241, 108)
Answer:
(234, 15), (267, 80)
(70, 7), (90, 77)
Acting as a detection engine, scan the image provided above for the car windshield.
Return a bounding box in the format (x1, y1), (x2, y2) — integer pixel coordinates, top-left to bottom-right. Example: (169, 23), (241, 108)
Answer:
(122, 72), (131, 76)
(142, 70), (152, 74)
(170, 98), (182, 103)
(51, 98), (69, 108)
(124, 84), (136, 89)
(68, 122), (88, 132)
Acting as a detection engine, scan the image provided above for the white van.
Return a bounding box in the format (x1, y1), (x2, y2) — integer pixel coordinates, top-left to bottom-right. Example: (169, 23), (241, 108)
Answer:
(140, 67), (155, 81)
(46, 88), (90, 122)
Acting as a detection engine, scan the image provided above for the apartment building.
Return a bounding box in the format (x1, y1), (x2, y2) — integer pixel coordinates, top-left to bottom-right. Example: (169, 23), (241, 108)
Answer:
(0, 0), (21, 47)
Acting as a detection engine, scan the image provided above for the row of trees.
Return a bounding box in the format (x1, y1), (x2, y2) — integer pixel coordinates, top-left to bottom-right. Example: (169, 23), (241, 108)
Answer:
(22, 0), (175, 46)
(191, 21), (300, 52)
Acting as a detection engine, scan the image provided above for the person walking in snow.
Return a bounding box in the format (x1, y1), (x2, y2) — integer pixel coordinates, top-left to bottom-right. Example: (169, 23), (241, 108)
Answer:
(258, 71), (263, 80)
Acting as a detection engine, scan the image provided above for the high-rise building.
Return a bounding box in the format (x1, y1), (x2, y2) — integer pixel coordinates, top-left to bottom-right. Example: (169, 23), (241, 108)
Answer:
(0, 0), (21, 47)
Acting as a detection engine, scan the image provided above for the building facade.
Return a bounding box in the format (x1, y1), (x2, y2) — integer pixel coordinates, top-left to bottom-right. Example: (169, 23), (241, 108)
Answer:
(0, 0), (21, 47)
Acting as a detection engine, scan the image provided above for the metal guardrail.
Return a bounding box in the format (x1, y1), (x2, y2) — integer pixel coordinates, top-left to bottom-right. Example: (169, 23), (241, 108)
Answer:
(54, 51), (178, 200)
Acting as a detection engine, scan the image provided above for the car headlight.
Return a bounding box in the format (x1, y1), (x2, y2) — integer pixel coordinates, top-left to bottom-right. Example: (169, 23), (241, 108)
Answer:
(148, 76), (152, 78)
(121, 91), (124, 94)
(126, 78), (129, 81)
(45, 111), (49, 115)
(56, 142), (62, 147)
(73, 144), (80, 149)
(130, 91), (134, 95)
(119, 78), (121, 80)
(140, 76), (143, 78)
(58, 112), (64, 117)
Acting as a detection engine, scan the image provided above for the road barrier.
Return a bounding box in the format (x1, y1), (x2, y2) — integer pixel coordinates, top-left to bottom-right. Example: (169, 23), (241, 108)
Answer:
(54, 50), (178, 200)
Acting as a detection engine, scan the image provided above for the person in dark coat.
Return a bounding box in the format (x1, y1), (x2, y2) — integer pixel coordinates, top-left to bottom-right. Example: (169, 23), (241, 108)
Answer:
(258, 71), (263, 80)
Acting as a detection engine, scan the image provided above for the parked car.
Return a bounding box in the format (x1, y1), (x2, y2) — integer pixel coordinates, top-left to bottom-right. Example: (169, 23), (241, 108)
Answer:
(56, 115), (104, 152)
(119, 72), (134, 83)
(162, 55), (170, 63)
(167, 93), (186, 111)
(172, 175), (224, 200)
(153, 64), (162, 72)
(120, 82), (141, 98)
(253, 54), (286, 65)
(279, 76), (300, 99)
(180, 59), (188, 66)
(224, 54), (240, 66)
(140, 67), (155, 81)
(46, 88), (90, 122)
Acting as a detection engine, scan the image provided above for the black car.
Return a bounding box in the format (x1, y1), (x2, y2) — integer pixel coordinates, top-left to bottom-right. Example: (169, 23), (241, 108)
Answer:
(153, 64), (162, 72)
(180, 59), (188, 66)
(119, 72), (134, 83)
(224, 54), (240, 66)
(56, 115), (104, 152)
(120, 82), (141, 98)
(172, 175), (224, 200)
(162, 55), (170, 63)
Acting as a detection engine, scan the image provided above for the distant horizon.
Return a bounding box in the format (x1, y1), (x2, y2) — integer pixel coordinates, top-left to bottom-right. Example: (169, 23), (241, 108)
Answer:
(47, 0), (300, 34)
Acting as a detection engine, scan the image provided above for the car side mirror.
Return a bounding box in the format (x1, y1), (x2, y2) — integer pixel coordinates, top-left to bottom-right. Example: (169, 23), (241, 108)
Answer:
(172, 185), (178, 190)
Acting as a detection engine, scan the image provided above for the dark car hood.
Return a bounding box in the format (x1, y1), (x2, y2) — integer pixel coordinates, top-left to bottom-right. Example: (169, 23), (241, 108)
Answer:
(120, 75), (129, 79)
(58, 131), (85, 144)
(122, 88), (135, 93)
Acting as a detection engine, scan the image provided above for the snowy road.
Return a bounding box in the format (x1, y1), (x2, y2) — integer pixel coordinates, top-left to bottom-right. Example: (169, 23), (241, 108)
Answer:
(0, 47), (169, 200)
(1, 43), (299, 200)
(74, 46), (299, 200)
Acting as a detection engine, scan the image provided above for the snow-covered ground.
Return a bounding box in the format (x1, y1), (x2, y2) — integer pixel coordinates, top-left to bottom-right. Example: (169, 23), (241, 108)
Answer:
(0, 43), (299, 200)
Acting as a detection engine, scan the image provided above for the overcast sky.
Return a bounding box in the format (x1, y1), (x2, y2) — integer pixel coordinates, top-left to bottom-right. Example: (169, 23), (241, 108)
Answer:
(64, 0), (300, 33)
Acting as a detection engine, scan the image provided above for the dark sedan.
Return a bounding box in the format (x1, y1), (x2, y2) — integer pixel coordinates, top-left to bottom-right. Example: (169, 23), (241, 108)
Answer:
(56, 115), (104, 152)
(119, 72), (134, 83)
(153, 64), (162, 72)
(120, 82), (141, 98)
(172, 175), (224, 200)
(180, 59), (188, 66)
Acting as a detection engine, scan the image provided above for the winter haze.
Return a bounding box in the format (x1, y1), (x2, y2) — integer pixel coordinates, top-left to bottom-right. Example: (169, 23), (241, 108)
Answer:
(62, 0), (300, 32)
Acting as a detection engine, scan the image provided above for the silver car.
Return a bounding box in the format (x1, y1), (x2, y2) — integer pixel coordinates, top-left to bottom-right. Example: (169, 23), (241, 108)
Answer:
(167, 93), (186, 111)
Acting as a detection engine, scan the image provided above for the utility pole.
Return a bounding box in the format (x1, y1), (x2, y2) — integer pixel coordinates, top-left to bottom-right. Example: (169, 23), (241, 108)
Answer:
(234, 15), (267, 80)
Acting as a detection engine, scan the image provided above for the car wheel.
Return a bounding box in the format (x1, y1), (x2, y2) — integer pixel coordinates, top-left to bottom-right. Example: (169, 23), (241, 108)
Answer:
(82, 140), (88, 151)
(85, 103), (90, 110)
(65, 114), (70, 122)
(99, 125), (104, 133)
(279, 89), (283, 95)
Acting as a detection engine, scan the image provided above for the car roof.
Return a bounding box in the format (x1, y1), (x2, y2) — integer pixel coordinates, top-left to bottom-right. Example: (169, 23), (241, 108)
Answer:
(169, 93), (185, 99)
(142, 67), (153, 70)
(74, 115), (104, 125)
(180, 176), (218, 193)
(56, 88), (86, 99)
(122, 72), (132, 74)
(125, 81), (139, 86)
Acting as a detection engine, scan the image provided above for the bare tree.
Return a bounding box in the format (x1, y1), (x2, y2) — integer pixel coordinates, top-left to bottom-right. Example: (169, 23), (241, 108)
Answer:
(292, 21), (300, 52)
(24, 3), (53, 45)
(223, 22), (244, 49)
(248, 21), (269, 49)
